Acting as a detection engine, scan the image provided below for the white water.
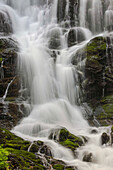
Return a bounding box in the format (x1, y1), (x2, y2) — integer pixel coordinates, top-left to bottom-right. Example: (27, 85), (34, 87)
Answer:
(0, 0), (113, 170)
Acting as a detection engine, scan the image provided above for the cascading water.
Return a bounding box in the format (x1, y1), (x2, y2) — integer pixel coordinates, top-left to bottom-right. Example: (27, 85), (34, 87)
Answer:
(1, 0), (113, 169)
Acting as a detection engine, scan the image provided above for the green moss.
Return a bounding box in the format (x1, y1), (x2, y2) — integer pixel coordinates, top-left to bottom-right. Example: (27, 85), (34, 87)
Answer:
(0, 128), (46, 169)
(0, 145), (9, 169)
(0, 57), (2, 62)
(86, 36), (106, 59)
(5, 97), (16, 102)
(111, 125), (113, 132)
(103, 104), (113, 113)
(6, 148), (44, 169)
(101, 95), (113, 104)
(60, 139), (79, 151)
(59, 128), (83, 151)
(33, 165), (45, 170)
(97, 112), (113, 119)
(59, 129), (69, 141)
(29, 144), (39, 153)
(53, 164), (64, 170)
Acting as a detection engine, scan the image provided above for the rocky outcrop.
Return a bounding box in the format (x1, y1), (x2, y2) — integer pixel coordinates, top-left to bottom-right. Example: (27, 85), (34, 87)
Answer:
(84, 36), (106, 105)
(0, 38), (23, 130)
(0, 10), (13, 35)
(71, 35), (113, 126)
(68, 28), (86, 47)
(82, 36), (113, 126)
(57, 0), (67, 23)
(0, 128), (77, 170)
(57, 0), (79, 27)
(49, 128), (84, 154)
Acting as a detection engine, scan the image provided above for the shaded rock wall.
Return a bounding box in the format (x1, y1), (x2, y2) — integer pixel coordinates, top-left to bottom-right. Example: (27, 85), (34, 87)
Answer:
(83, 36), (113, 126)
(0, 38), (23, 130)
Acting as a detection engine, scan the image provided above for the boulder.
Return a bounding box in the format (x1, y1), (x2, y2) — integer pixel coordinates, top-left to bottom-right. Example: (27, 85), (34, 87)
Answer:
(83, 152), (92, 162)
(49, 128), (83, 153)
(101, 132), (110, 145)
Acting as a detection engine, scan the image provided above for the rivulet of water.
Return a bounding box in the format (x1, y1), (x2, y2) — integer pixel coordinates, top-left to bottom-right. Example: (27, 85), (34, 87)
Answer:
(0, 0), (113, 170)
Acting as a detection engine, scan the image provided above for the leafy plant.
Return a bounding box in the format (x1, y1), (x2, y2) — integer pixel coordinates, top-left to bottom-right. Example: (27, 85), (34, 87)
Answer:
(0, 145), (9, 169)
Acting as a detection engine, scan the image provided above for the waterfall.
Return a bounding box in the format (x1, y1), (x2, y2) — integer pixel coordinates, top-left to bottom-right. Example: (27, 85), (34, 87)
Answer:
(1, 0), (113, 170)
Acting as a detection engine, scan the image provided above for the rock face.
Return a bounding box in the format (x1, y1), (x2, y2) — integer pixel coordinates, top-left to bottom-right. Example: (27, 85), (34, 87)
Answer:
(0, 11), (13, 35)
(0, 38), (23, 130)
(85, 36), (106, 105)
(71, 35), (113, 126)
(82, 36), (113, 126)
(57, 0), (79, 26)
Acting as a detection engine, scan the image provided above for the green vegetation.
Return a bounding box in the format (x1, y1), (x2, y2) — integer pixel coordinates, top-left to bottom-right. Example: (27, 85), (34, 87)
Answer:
(86, 36), (106, 59)
(59, 128), (83, 151)
(0, 57), (2, 62)
(101, 95), (113, 104)
(53, 164), (64, 170)
(111, 125), (113, 132)
(60, 139), (79, 150)
(0, 128), (46, 169)
(6, 148), (45, 170)
(0, 145), (9, 169)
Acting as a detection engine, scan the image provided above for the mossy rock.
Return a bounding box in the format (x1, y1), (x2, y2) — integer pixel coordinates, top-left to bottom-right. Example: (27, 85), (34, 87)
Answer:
(0, 128), (30, 150)
(53, 164), (64, 170)
(86, 36), (106, 59)
(103, 104), (113, 114)
(29, 144), (39, 153)
(6, 148), (46, 170)
(0, 128), (47, 169)
(111, 125), (113, 132)
(59, 128), (83, 151)
(101, 95), (113, 104)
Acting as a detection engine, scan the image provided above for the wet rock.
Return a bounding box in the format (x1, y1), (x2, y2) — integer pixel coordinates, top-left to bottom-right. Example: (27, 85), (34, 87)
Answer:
(68, 28), (85, 47)
(53, 164), (64, 170)
(101, 132), (110, 145)
(65, 166), (78, 170)
(90, 129), (98, 134)
(57, 0), (67, 23)
(0, 38), (23, 130)
(69, 0), (79, 26)
(0, 102), (24, 130)
(83, 152), (92, 162)
(49, 128), (83, 152)
(110, 131), (113, 145)
(0, 11), (13, 35)
(40, 145), (53, 157)
(48, 28), (62, 49)
(84, 36), (106, 106)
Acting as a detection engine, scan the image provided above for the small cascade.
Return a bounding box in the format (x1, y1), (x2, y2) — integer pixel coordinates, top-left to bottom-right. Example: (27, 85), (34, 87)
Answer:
(2, 77), (15, 101)
(0, 60), (4, 79)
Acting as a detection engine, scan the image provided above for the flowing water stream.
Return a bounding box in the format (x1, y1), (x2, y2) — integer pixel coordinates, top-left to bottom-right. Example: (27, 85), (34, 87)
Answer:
(0, 0), (113, 169)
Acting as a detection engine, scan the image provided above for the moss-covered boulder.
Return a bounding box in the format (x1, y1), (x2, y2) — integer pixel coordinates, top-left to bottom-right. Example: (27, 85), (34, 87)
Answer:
(59, 129), (83, 151)
(92, 95), (113, 126)
(84, 36), (106, 106)
(49, 128), (83, 152)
